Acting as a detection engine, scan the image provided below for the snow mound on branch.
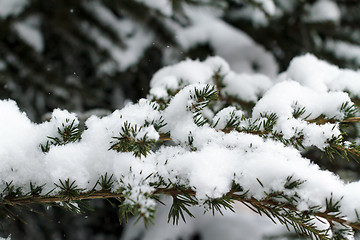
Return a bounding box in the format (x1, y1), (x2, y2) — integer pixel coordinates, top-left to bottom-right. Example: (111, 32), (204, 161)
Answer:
(0, 93), (356, 221)
(1, 55), (360, 228)
(159, 84), (347, 205)
(253, 80), (351, 120)
(253, 80), (349, 148)
(0, 100), (79, 192)
(149, 59), (217, 99)
(306, 0), (341, 23)
(212, 107), (245, 130)
(281, 53), (360, 97)
(0, 99), (161, 193)
(150, 56), (273, 102)
(223, 72), (272, 102)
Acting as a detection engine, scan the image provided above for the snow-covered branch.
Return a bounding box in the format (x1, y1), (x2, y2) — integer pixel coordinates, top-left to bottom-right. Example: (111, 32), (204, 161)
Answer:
(1, 55), (360, 239)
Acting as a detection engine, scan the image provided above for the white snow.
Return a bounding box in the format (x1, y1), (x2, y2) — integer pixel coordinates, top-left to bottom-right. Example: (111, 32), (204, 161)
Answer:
(150, 59), (214, 99)
(253, 0), (276, 16)
(149, 56), (273, 103)
(222, 72), (272, 102)
(253, 81), (351, 120)
(0, 60), (6, 71)
(0, 90), (350, 205)
(13, 16), (44, 52)
(212, 107), (244, 130)
(306, 0), (341, 23)
(171, 7), (278, 77)
(326, 40), (360, 65)
(0, 0), (28, 19)
(276, 0), (297, 13)
(233, 5), (269, 26)
(82, 2), (154, 71)
(134, 0), (173, 16)
(1, 55), (360, 237)
(280, 53), (360, 98)
(252, 80), (351, 148)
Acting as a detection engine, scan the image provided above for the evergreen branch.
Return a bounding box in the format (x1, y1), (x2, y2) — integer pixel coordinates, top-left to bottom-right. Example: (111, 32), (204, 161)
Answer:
(307, 117), (360, 125)
(212, 68), (226, 92)
(2, 187), (360, 234)
(3, 191), (124, 205)
(168, 193), (197, 224)
(342, 117), (360, 123)
(109, 121), (157, 158)
(159, 133), (172, 141)
(161, 127), (360, 161)
(187, 85), (218, 126)
(307, 116), (338, 125)
(40, 119), (83, 153)
(291, 101), (357, 125)
(330, 144), (360, 160)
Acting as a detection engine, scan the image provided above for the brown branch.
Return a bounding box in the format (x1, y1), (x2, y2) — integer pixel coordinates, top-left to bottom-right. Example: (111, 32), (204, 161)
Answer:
(159, 134), (172, 141)
(5, 188), (190, 205)
(4, 188), (359, 231)
(332, 144), (360, 158)
(238, 196), (360, 231)
(8, 191), (124, 205)
(158, 189), (360, 231)
(307, 117), (360, 125)
(307, 118), (337, 125)
(342, 117), (360, 123)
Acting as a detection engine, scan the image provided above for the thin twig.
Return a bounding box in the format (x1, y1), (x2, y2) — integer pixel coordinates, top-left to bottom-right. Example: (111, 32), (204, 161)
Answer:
(3, 188), (360, 231)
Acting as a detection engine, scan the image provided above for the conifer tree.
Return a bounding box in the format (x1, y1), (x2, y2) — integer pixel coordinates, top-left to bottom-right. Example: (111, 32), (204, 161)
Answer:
(2, 0), (360, 240)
